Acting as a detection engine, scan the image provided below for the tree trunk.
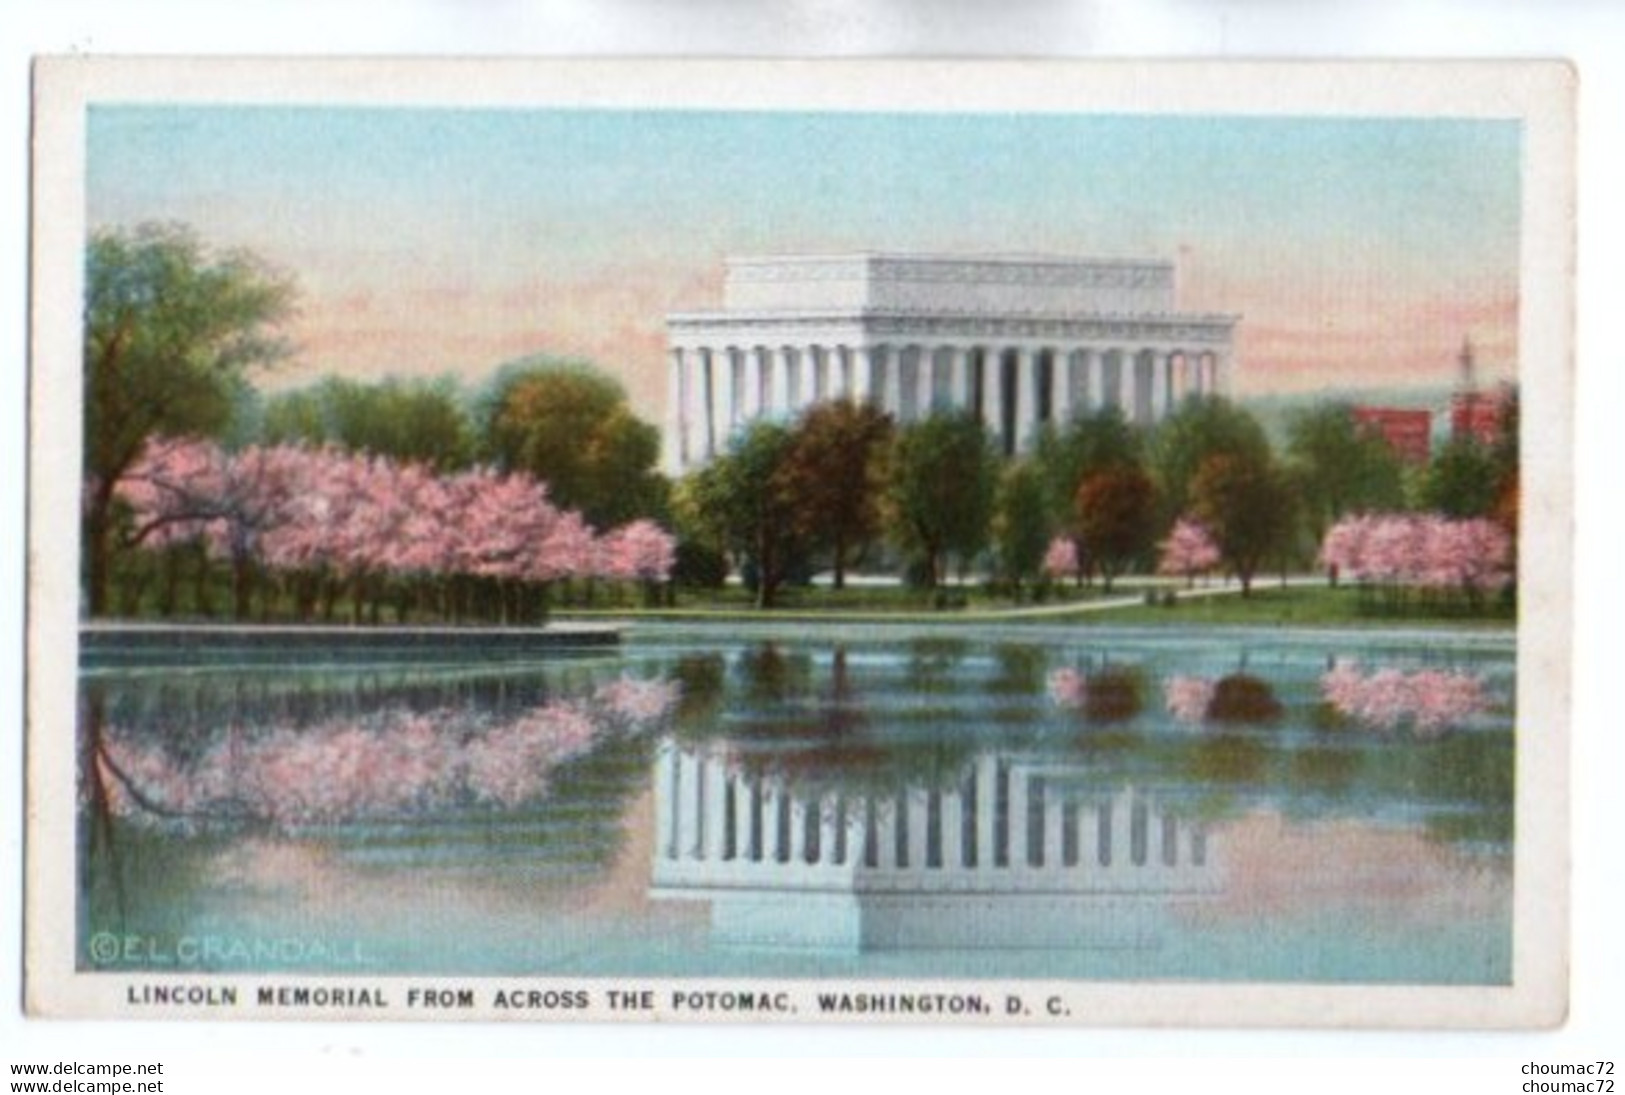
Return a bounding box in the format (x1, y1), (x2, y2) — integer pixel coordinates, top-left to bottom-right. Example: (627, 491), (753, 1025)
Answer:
(84, 497), (113, 618)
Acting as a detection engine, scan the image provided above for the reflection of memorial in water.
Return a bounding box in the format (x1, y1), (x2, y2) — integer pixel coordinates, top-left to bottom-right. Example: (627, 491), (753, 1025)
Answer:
(652, 742), (1222, 951)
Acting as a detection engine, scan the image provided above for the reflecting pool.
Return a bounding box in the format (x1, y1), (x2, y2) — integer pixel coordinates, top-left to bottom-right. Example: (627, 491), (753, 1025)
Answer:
(78, 622), (1515, 983)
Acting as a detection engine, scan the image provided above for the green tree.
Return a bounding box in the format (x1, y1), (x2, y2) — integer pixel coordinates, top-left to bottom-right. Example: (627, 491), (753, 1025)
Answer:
(481, 360), (668, 529)
(83, 222), (295, 616)
(1073, 467), (1158, 592)
(263, 375), (474, 469)
(686, 422), (803, 609)
(1285, 403), (1406, 546)
(777, 399), (895, 589)
(1151, 395), (1273, 522)
(886, 410), (997, 588)
(1032, 405), (1144, 530)
(1420, 436), (1500, 518)
(1189, 451), (1295, 596)
(992, 459), (1053, 598)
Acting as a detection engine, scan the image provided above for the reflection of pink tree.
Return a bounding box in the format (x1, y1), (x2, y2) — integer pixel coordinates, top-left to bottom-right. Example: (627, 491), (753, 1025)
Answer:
(1157, 517), (1222, 587)
(1319, 659), (1489, 737)
(1163, 675), (1217, 724)
(92, 675), (680, 830)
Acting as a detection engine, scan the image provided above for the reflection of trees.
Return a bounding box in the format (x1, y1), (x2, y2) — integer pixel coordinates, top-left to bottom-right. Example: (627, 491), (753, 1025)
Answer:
(79, 671), (677, 833)
(705, 644), (981, 798)
(1206, 674), (1284, 725)
(906, 637), (969, 695)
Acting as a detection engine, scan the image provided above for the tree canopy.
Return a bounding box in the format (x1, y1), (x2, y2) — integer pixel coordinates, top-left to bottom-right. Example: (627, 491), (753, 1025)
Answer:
(481, 360), (668, 529)
(685, 421), (804, 609)
(1151, 395), (1272, 522)
(83, 222), (296, 615)
(886, 410), (998, 588)
(776, 399), (895, 589)
(1284, 403), (1406, 544)
(262, 375), (474, 470)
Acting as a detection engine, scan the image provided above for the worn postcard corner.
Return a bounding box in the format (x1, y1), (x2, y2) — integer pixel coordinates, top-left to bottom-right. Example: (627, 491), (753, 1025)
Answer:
(26, 56), (1573, 1028)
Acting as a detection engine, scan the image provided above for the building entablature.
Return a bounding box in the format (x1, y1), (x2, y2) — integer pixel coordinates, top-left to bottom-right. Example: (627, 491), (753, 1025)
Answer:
(668, 309), (1240, 350)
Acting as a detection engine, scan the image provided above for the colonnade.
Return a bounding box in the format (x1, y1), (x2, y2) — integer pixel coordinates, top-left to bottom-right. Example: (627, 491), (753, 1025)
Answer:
(652, 744), (1216, 893)
(666, 339), (1229, 471)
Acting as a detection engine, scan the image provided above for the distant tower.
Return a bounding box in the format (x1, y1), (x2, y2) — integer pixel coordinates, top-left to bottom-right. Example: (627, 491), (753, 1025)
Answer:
(1450, 333), (1505, 445)
(1457, 335), (1477, 395)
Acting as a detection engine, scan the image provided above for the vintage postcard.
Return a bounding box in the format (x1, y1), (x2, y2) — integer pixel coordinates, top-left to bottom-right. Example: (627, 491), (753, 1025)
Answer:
(26, 58), (1573, 1026)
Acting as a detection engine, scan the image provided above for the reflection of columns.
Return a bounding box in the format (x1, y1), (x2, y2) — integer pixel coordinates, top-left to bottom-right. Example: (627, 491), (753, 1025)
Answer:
(1075, 795), (1100, 868)
(941, 784), (965, 869)
(873, 800), (896, 869)
(1044, 782), (1066, 869)
(762, 781), (784, 863)
(818, 794), (840, 866)
(906, 788), (930, 870)
(697, 756), (724, 860)
(976, 755), (997, 870)
(789, 796), (810, 864)
(656, 743), (676, 858)
(676, 750), (702, 858)
(1008, 766), (1030, 868)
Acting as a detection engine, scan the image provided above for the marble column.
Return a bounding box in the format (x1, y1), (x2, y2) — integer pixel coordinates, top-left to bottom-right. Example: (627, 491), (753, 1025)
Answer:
(1054, 349), (1076, 426)
(878, 344), (900, 415)
(1150, 350), (1169, 422)
(713, 348), (735, 452)
(850, 345), (875, 404)
(1083, 349), (1102, 413)
(665, 348), (685, 472)
(981, 348), (1005, 453)
(949, 346), (971, 414)
(769, 346), (792, 416)
(1014, 346), (1038, 453)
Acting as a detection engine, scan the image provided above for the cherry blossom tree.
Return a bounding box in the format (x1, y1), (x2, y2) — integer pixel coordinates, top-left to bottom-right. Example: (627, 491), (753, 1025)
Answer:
(1319, 513), (1513, 611)
(1042, 537), (1082, 586)
(1157, 517), (1222, 587)
(116, 437), (679, 624)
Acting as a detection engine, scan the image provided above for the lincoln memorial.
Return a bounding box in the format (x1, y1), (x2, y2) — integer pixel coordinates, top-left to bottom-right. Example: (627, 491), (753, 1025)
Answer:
(664, 253), (1240, 473)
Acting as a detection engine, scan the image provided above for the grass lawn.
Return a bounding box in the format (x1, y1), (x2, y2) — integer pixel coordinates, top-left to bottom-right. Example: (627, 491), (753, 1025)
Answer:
(556, 579), (1517, 630)
(1068, 583), (1516, 629)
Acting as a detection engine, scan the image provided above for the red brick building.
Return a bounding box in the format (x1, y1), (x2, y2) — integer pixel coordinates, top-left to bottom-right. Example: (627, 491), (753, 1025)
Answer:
(1351, 406), (1433, 465)
(1450, 388), (1510, 446)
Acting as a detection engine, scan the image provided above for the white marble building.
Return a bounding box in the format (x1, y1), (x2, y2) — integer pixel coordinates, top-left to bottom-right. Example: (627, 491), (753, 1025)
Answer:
(664, 253), (1240, 473)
